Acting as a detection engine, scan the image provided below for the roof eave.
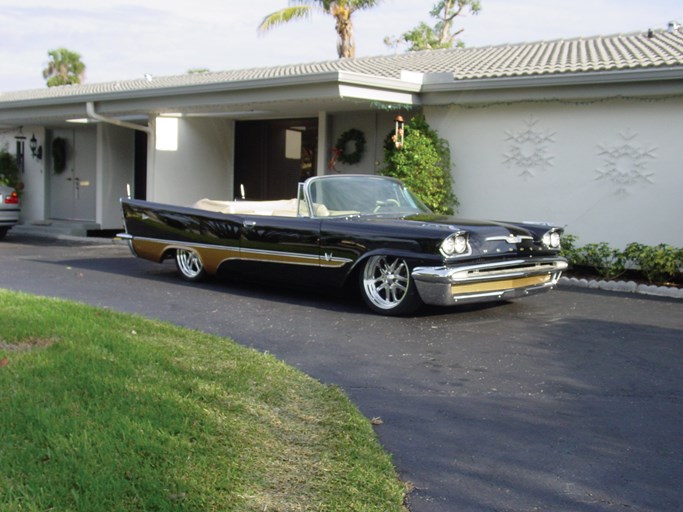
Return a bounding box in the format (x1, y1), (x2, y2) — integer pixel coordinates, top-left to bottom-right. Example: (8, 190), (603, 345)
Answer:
(422, 66), (683, 94)
(0, 71), (420, 110)
(0, 70), (422, 125)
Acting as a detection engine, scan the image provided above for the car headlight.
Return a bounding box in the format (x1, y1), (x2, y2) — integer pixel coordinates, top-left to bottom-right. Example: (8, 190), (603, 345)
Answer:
(440, 233), (469, 257)
(542, 230), (561, 249)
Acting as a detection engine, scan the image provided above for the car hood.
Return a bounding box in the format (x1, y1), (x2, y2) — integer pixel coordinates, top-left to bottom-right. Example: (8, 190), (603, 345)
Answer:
(351, 213), (556, 239)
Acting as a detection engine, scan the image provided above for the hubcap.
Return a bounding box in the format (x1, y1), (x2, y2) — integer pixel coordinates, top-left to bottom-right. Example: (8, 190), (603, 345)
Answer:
(363, 256), (410, 309)
(176, 249), (203, 278)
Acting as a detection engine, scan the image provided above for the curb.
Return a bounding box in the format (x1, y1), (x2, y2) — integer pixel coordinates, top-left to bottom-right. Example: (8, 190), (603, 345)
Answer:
(559, 276), (683, 300)
(9, 228), (127, 246)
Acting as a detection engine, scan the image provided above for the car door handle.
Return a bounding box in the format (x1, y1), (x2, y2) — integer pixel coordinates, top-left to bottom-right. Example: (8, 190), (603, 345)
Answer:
(243, 220), (256, 229)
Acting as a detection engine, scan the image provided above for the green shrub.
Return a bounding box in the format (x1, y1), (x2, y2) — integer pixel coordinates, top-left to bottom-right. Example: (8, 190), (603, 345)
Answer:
(562, 235), (682, 285)
(624, 243), (683, 285)
(0, 149), (21, 189)
(559, 233), (579, 262)
(380, 114), (458, 214)
(574, 242), (626, 280)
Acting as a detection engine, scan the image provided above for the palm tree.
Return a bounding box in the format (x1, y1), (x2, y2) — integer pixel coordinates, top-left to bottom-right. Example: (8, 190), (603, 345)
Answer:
(259, 0), (381, 59)
(42, 48), (86, 87)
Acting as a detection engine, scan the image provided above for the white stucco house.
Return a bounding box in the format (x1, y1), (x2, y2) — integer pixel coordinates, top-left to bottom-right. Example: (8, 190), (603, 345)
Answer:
(1, 26), (682, 247)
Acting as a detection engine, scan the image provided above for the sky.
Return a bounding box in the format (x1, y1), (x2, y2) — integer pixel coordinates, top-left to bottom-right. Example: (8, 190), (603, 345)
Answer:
(1, 0), (682, 92)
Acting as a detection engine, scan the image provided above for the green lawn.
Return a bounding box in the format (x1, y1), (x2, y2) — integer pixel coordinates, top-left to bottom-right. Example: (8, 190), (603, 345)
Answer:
(0, 290), (406, 511)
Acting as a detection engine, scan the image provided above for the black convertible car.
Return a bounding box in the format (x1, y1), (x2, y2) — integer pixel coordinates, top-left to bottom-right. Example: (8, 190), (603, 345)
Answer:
(119, 175), (567, 315)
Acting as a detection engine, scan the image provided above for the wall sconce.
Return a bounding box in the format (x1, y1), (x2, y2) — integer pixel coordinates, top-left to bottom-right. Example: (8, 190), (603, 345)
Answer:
(30, 133), (43, 160)
(393, 115), (404, 150)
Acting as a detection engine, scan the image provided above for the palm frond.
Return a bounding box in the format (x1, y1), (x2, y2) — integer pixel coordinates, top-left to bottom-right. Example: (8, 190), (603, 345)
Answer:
(347, 0), (382, 13)
(258, 6), (313, 33)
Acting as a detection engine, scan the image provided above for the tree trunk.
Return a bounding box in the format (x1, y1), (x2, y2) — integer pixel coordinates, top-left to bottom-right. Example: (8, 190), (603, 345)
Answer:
(335, 13), (355, 58)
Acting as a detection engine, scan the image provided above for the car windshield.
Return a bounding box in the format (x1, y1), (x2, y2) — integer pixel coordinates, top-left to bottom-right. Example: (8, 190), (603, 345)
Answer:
(304, 176), (432, 217)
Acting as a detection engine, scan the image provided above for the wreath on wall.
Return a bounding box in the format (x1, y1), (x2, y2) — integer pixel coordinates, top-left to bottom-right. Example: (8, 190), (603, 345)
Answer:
(334, 128), (366, 165)
(52, 137), (67, 174)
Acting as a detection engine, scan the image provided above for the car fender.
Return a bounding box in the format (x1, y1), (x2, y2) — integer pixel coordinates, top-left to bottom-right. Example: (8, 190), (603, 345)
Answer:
(344, 248), (440, 285)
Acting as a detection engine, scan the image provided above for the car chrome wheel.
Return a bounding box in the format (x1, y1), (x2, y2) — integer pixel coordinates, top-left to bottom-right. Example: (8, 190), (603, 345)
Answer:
(360, 255), (422, 315)
(175, 248), (206, 282)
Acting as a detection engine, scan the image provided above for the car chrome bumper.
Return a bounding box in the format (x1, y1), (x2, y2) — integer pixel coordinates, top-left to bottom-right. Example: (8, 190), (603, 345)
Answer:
(0, 209), (20, 227)
(412, 257), (568, 306)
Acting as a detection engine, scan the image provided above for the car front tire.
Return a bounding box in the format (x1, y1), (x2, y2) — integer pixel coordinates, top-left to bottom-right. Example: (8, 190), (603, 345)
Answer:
(360, 255), (422, 316)
(175, 248), (207, 282)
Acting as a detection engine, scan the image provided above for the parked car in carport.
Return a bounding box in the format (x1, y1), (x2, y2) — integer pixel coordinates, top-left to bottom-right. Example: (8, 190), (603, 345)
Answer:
(0, 184), (20, 239)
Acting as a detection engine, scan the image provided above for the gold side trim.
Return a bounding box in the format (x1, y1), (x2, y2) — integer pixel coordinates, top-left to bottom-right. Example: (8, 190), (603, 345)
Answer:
(130, 237), (351, 272)
(451, 274), (551, 295)
(132, 238), (171, 262)
(196, 246), (241, 273)
(132, 238), (240, 274)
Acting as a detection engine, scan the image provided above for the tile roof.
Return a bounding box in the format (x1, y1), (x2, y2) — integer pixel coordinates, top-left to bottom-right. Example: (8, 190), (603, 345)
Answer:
(2, 27), (682, 104)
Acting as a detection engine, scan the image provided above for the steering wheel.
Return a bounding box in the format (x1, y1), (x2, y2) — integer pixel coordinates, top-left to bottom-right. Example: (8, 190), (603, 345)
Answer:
(373, 198), (400, 213)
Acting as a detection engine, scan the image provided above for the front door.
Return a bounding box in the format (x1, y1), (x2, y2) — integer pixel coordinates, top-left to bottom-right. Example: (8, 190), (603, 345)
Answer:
(234, 118), (318, 200)
(237, 214), (322, 282)
(49, 128), (97, 221)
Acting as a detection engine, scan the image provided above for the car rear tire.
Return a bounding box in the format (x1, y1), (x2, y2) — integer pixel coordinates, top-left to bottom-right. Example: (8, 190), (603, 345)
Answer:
(360, 255), (422, 316)
(175, 248), (206, 282)
(0, 228), (7, 240)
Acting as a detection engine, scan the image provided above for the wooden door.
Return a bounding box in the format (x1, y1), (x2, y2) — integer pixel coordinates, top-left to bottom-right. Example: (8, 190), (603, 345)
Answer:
(234, 119), (317, 200)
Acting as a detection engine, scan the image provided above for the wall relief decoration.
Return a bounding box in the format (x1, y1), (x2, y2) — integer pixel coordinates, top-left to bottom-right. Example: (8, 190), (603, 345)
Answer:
(503, 115), (556, 177)
(596, 129), (657, 194)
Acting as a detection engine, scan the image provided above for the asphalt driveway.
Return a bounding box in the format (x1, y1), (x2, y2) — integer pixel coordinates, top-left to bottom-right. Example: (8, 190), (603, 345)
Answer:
(1, 234), (682, 512)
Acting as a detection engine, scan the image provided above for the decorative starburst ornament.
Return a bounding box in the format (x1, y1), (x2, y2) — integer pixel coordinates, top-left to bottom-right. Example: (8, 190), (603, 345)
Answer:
(596, 130), (656, 194)
(503, 116), (556, 177)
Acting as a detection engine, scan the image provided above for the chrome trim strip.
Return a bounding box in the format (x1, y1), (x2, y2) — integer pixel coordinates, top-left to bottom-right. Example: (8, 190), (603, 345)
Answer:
(128, 235), (238, 252)
(240, 247), (351, 268)
(485, 234), (534, 243)
(241, 247), (318, 264)
(413, 258), (567, 282)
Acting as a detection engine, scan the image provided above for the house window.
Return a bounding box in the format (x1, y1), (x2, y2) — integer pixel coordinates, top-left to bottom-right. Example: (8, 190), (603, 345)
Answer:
(156, 117), (178, 151)
(285, 129), (302, 160)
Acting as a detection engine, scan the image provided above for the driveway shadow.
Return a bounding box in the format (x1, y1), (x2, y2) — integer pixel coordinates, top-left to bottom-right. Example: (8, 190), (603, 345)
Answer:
(28, 252), (511, 318)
